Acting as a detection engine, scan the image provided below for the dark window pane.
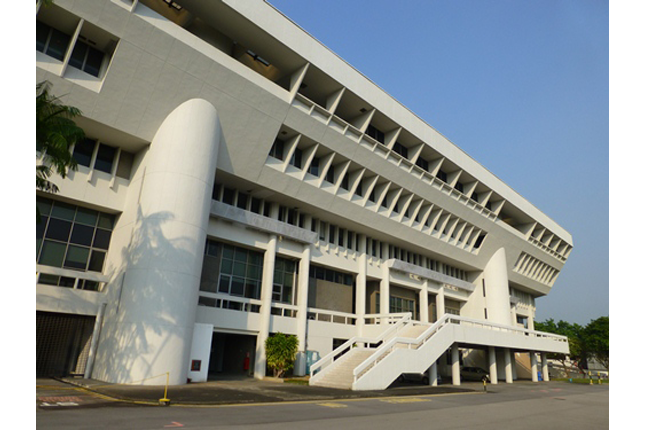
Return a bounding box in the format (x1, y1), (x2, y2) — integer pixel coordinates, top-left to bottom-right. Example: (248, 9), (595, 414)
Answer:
(222, 188), (235, 205)
(37, 197), (53, 218)
(97, 213), (115, 230)
(94, 144), (116, 173)
(75, 207), (98, 226)
(64, 245), (90, 270)
(51, 201), (76, 221)
(84, 46), (104, 77)
(59, 277), (76, 288)
(73, 139), (95, 168)
(39, 274), (60, 285)
(45, 28), (70, 61)
(70, 224), (94, 246)
(80, 280), (101, 291)
(230, 277), (245, 296)
(39, 241), (66, 267)
(45, 218), (72, 242)
(88, 250), (106, 272)
(36, 21), (49, 52)
(68, 41), (88, 71)
(218, 274), (230, 293)
(92, 228), (112, 250)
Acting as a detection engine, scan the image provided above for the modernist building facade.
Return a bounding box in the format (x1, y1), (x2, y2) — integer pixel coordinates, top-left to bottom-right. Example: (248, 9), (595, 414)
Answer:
(36, 0), (572, 389)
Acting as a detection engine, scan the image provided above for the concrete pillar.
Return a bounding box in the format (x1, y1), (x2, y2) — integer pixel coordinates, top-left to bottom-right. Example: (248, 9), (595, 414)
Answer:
(483, 248), (512, 326)
(429, 362), (438, 386)
(451, 344), (461, 386)
(92, 99), (220, 385)
(512, 353), (517, 380)
(356, 235), (367, 334)
(504, 349), (513, 384)
(488, 346), (498, 384)
(528, 312), (535, 331)
(255, 234), (277, 378)
(419, 280), (429, 323)
(294, 244), (311, 376)
(380, 245), (390, 324)
(531, 352), (539, 382)
(541, 353), (550, 381)
(437, 286), (445, 319)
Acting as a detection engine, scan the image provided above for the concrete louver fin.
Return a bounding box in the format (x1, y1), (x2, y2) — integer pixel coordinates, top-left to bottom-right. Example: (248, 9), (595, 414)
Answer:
(348, 168), (366, 199)
(332, 160), (351, 195)
(416, 204), (434, 229)
(465, 228), (483, 252)
(459, 225), (476, 249)
(478, 190), (494, 208)
(373, 180), (391, 210)
(289, 63), (310, 103)
(452, 221), (468, 243)
(405, 198), (423, 226)
(396, 194), (414, 223)
(443, 217), (460, 239)
(315, 152), (336, 188)
(385, 187), (404, 218)
(463, 180), (478, 200)
(280, 134), (302, 173)
(426, 208), (443, 232)
(299, 143), (319, 180)
(359, 175), (379, 207)
(384, 127), (403, 150)
(446, 170), (463, 189)
(408, 143), (425, 165)
(352, 108), (376, 133)
(326, 87), (345, 116)
(435, 212), (452, 236)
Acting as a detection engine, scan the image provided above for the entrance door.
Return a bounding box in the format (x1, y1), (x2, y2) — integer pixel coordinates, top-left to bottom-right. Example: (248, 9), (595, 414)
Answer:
(208, 333), (257, 379)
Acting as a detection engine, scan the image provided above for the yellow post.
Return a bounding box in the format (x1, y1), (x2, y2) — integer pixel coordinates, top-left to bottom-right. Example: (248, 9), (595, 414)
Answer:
(159, 372), (170, 405)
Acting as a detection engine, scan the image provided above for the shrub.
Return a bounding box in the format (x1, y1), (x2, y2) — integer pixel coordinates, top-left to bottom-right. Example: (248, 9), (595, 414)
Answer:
(265, 333), (299, 378)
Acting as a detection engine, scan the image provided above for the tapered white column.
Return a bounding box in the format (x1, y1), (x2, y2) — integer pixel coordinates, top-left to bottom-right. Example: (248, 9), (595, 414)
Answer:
(504, 349), (513, 383)
(93, 99), (220, 385)
(451, 344), (461, 386)
(531, 352), (539, 382)
(255, 234), (277, 378)
(488, 346), (498, 384)
(541, 353), (550, 381)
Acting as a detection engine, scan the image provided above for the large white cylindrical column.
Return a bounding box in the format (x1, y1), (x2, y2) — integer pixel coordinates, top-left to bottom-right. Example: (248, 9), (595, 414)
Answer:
(483, 248), (512, 326)
(255, 234), (277, 378)
(437, 286), (445, 319)
(93, 99), (220, 385)
(380, 245), (390, 324)
(419, 281), (429, 323)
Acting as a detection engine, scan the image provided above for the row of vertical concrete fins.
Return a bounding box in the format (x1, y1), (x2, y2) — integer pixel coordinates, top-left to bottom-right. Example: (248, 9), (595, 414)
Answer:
(310, 315), (569, 391)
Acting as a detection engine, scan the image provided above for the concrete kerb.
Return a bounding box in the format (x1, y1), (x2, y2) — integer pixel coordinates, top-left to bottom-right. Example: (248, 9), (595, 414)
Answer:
(52, 377), (480, 407)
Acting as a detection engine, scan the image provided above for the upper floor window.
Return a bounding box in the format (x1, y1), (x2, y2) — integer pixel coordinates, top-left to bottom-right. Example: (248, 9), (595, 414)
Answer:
(437, 170), (448, 183)
(366, 125), (385, 144)
(36, 21), (71, 61)
(392, 142), (408, 159)
(68, 38), (105, 78)
(308, 157), (320, 177)
(37, 197), (116, 274)
(269, 138), (285, 160)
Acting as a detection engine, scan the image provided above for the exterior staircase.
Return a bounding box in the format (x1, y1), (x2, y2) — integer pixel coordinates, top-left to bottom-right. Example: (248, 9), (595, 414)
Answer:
(309, 313), (570, 391)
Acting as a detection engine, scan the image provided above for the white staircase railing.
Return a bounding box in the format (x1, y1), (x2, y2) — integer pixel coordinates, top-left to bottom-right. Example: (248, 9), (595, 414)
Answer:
(309, 312), (412, 382)
(352, 314), (569, 386)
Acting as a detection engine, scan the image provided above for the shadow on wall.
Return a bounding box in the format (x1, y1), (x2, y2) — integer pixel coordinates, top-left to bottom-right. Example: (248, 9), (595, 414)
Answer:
(92, 206), (201, 385)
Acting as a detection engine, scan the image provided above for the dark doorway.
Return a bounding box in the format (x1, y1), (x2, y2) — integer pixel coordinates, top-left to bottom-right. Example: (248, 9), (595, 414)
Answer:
(36, 311), (95, 377)
(208, 332), (256, 379)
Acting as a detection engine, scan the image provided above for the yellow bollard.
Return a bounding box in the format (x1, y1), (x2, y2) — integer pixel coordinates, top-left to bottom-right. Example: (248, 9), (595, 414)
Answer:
(159, 372), (171, 406)
(589, 377), (593, 385)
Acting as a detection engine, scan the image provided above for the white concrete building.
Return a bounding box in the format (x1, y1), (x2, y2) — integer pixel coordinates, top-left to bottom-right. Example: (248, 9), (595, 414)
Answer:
(36, 0), (571, 389)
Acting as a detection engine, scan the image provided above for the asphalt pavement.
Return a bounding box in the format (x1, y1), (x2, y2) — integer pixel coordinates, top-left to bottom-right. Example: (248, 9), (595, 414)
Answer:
(36, 375), (477, 408)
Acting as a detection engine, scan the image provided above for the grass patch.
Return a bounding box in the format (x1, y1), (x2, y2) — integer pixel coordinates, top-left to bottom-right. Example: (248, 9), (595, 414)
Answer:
(284, 379), (309, 385)
(554, 378), (609, 384)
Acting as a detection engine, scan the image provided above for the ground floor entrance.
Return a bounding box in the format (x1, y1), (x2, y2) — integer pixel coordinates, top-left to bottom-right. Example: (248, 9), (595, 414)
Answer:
(36, 311), (95, 377)
(208, 332), (256, 379)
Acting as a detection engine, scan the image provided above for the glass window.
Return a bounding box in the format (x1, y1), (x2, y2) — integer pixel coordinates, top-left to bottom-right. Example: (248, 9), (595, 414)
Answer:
(70, 224), (94, 246)
(88, 250), (106, 272)
(73, 139), (96, 168)
(64, 245), (90, 270)
(68, 40), (105, 77)
(37, 22), (71, 61)
(39, 241), (66, 267)
(45, 218), (72, 242)
(94, 144), (116, 173)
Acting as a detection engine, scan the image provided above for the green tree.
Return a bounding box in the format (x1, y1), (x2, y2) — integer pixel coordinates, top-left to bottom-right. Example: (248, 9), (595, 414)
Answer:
(36, 81), (84, 198)
(535, 318), (587, 376)
(265, 333), (299, 378)
(583, 316), (609, 370)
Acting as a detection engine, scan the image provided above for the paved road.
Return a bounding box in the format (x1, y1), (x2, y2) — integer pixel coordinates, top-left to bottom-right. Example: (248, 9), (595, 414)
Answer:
(37, 381), (609, 430)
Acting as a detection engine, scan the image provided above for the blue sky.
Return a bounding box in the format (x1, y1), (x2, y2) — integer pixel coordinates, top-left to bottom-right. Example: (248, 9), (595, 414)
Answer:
(269, 0), (609, 325)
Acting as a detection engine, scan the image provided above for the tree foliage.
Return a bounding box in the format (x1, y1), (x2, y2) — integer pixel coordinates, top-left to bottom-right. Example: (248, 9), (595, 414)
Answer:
(265, 333), (299, 378)
(535, 316), (609, 375)
(36, 81), (84, 197)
